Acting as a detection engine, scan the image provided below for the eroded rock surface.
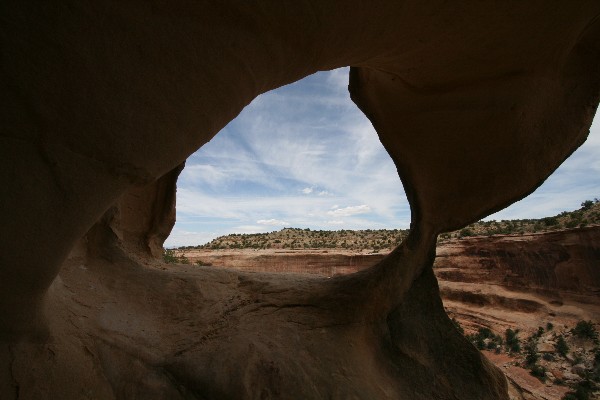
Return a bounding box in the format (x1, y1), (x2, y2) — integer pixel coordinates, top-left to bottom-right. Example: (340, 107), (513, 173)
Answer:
(2, 1), (600, 399)
(180, 226), (600, 332)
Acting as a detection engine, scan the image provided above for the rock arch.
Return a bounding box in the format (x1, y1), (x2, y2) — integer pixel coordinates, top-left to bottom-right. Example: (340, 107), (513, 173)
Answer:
(1, 2), (600, 398)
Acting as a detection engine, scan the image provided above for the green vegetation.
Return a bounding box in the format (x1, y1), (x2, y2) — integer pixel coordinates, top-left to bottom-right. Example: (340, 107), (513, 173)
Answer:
(183, 227), (409, 252)
(466, 327), (503, 352)
(459, 228), (474, 238)
(163, 249), (192, 264)
(505, 328), (521, 353)
(456, 320), (600, 392)
(556, 335), (569, 357)
(582, 200), (595, 210)
(524, 338), (539, 367)
(573, 320), (598, 340)
(163, 249), (178, 264)
(529, 364), (547, 382)
(438, 198), (600, 242)
(563, 380), (596, 400)
(523, 333), (548, 380)
(173, 199), (600, 251)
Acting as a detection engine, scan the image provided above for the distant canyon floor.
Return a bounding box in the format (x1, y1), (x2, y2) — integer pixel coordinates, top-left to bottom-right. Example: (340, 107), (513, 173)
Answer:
(174, 226), (600, 400)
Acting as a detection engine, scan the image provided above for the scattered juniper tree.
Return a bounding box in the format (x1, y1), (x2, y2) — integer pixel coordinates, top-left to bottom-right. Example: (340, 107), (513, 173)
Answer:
(556, 335), (569, 358)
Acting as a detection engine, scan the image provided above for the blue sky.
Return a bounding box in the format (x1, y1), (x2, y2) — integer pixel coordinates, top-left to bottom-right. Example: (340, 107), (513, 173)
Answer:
(165, 68), (600, 247)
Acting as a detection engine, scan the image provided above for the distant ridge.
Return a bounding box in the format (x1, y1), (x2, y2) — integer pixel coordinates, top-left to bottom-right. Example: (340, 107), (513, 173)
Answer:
(175, 199), (600, 251)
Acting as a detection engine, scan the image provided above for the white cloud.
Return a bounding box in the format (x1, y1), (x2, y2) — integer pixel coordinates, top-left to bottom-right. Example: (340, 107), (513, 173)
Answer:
(230, 225), (268, 234)
(167, 67), (599, 248)
(165, 228), (220, 248)
(327, 205), (371, 217)
(257, 219), (289, 226)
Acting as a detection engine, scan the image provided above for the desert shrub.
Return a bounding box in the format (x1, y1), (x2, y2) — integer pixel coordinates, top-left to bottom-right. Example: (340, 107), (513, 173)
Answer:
(563, 379), (595, 400)
(195, 260), (212, 266)
(478, 327), (493, 339)
(543, 353), (555, 361)
(527, 327), (545, 341)
(529, 364), (546, 382)
(524, 339), (539, 367)
(582, 200), (594, 210)
(547, 322), (554, 331)
(475, 337), (485, 350)
(163, 249), (178, 264)
(556, 335), (569, 357)
(466, 327), (502, 351)
(573, 320), (597, 340)
(505, 328), (521, 353)
(494, 334), (504, 347)
(459, 228), (474, 238)
(542, 217), (558, 226)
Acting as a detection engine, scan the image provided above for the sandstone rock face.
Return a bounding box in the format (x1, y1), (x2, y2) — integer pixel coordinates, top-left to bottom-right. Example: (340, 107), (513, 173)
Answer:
(182, 226), (600, 332)
(2, 1), (600, 399)
(183, 249), (387, 277)
(435, 227), (600, 302)
(435, 228), (600, 336)
(87, 163), (185, 260)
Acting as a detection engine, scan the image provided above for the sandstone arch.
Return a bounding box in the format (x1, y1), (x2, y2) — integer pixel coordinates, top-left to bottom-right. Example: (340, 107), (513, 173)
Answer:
(1, 1), (600, 399)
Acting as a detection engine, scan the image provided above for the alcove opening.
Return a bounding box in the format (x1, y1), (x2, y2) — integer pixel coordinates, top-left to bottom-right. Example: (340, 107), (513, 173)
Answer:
(164, 68), (600, 277)
(164, 68), (410, 275)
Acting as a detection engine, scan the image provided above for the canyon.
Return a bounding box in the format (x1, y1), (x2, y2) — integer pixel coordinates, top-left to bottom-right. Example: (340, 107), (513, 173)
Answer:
(177, 225), (600, 330)
(3, 2), (600, 398)
(176, 225), (600, 399)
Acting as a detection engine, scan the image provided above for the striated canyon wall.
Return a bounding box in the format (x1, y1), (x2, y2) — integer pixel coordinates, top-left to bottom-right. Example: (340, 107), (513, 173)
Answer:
(183, 250), (386, 277)
(435, 226), (600, 299)
(182, 226), (600, 329)
(434, 226), (600, 335)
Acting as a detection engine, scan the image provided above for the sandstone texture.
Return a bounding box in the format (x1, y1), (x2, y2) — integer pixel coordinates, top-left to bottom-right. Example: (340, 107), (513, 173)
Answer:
(437, 227), (600, 332)
(2, 1), (600, 399)
(181, 226), (600, 399)
(181, 249), (386, 277)
(180, 226), (600, 332)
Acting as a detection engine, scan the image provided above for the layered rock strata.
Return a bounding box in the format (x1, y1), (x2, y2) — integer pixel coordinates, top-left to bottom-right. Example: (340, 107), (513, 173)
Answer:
(181, 226), (600, 331)
(436, 227), (600, 334)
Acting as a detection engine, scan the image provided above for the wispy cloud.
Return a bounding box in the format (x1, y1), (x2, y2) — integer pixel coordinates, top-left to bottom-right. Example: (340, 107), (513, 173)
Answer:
(165, 68), (599, 247)
(327, 205), (371, 217)
(257, 219), (289, 226)
(489, 118), (600, 221)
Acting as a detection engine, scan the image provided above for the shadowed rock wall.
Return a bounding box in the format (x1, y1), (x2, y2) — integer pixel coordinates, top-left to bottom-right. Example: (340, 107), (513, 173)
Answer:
(435, 227), (600, 297)
(1, 1), (600, 398)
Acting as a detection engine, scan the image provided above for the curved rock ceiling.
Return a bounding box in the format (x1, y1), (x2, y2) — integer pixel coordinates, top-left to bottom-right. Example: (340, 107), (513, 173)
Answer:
(1, 2), (599, 399)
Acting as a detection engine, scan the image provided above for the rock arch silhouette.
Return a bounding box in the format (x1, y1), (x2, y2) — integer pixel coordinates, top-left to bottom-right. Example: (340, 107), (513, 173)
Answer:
(1, 2), (600, 399)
